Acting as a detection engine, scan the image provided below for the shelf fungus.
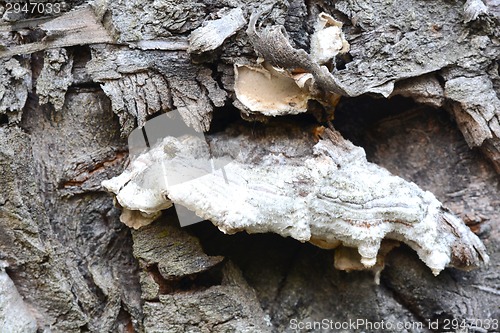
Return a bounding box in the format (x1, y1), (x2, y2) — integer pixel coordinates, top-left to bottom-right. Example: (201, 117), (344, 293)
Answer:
(234, 63), (313, 116)
(102, 122), (489, 276)
(310, 13), (350, 65)
(234, 12), (349, 117)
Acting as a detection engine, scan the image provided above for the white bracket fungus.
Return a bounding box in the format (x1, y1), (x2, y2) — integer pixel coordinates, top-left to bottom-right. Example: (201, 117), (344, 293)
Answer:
(234, 63), (313, 116)
(310, 13), (350, 65)
(102, 124), (489, 276)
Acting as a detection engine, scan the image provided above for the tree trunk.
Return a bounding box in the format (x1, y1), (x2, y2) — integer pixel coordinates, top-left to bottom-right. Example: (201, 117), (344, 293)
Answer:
(0, 0), (498, 332)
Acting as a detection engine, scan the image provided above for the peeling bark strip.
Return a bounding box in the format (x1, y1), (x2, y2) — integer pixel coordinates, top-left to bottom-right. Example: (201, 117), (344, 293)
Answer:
(102, 123), (489, 276)
(0, 6), (112, 59)
(245, 8), (348, 97)
(444, 75), (500, 172)
(188, 7), (247, 54)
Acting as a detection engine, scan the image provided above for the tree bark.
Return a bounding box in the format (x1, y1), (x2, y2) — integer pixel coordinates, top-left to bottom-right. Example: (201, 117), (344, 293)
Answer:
(0, 0), (498, 332)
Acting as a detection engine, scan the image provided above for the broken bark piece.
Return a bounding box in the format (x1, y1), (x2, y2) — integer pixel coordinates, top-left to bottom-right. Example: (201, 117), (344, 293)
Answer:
(445, 76), (500, 147)
(87, 46), (222, 135)
(132, 218), (224, 282)
(390, 74), (445, 108)
(142, 261), (271, 332)
(132, 215), (268, 331)
(100, 71), (172, 135)
(444, 75), (500, 172)
(36, 48), (73, 111)
(102, 122), (489, 276)
(188, 8), (246, 54)
(0, 57), (31, 122)
(86, 45), (175, 136)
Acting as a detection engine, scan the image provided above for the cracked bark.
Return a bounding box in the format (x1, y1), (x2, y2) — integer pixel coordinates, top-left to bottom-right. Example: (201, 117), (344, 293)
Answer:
(0, 1), (498, 333)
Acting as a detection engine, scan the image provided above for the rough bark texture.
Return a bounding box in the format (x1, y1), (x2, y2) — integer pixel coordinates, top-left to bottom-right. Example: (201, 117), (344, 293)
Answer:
(0, 1), (499, 333)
